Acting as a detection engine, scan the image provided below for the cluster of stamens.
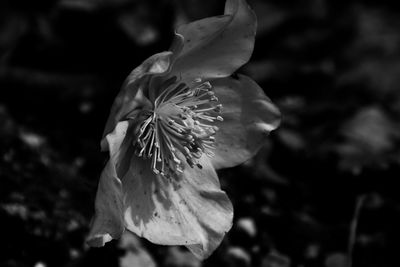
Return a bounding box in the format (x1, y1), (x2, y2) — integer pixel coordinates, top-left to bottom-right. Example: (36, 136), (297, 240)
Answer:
(133, 76), (223, 177)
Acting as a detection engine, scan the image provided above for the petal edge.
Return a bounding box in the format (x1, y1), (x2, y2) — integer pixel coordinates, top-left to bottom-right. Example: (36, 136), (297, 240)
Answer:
(171, 0), (257, 82)
(211, 74), (281, 169)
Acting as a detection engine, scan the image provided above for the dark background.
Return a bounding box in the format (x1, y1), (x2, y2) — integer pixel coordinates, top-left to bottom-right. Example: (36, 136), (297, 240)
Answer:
(1, 0), (400, 266)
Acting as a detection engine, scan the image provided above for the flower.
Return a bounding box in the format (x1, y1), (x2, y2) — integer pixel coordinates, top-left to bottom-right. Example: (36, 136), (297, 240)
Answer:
(87, 0), (281, 259)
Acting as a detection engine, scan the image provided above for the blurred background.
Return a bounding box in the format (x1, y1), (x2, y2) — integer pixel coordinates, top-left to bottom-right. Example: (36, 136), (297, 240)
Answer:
(1, 0), (400, 266)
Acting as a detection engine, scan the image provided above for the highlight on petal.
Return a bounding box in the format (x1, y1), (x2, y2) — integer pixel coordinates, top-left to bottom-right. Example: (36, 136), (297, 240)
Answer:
(122, 154), (233, 259)
(171, 0), (257, 82)
(101, 51), (174, 151)
(87, 121), (131, 247)
(211, 74), (281, 170)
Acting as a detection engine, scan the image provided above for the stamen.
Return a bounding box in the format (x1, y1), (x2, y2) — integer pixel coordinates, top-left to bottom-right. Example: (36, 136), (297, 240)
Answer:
(133, 78), (222, 176)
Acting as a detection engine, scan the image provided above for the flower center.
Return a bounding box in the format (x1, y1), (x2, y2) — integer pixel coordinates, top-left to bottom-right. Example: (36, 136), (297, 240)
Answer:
(133, 77), (223, 177)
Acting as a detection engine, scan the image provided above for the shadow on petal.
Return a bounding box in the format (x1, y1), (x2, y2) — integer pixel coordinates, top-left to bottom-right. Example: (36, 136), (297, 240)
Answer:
(122, 154), (233, 259)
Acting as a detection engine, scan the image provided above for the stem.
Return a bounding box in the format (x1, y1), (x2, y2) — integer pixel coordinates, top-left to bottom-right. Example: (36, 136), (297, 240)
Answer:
(347, 194), (367, 267)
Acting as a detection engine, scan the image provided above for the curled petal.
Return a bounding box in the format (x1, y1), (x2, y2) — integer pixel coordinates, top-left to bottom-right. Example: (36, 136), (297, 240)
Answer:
(171, 0), (257, 82)
(122, 155), (233, 259)
(211, 74), (281, 169)
(86, 160), (124, 247)
(101, 52), (174, 151)
(87, 121), (131, 246)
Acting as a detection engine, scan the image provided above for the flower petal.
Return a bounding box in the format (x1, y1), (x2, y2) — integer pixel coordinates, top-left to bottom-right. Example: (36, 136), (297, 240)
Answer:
(211, 74), (281, 169)
(101, 51), (173, 151)
(171, 0), (257, 82)
(87, 121), (131, 247)
(122, 155), (233, 259)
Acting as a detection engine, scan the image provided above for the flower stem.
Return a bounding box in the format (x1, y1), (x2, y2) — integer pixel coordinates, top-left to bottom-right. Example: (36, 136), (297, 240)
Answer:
(347, 194), (367, 267)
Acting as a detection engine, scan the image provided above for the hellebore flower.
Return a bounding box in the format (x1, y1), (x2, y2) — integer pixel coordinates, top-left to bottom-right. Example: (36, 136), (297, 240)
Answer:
(87, 0), (281, 259)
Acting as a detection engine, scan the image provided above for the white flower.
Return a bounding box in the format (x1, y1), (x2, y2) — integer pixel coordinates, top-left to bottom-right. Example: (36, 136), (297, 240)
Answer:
(87, 0), (280, 259)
